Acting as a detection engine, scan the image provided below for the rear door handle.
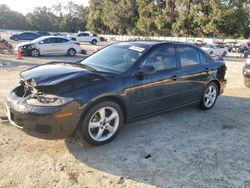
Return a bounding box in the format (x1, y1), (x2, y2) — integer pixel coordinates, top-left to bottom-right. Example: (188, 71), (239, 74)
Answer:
(171, 75), (178, 81)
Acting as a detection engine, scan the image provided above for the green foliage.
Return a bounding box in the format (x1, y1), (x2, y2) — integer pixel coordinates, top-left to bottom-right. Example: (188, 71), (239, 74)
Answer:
(87, 0), (110, 33)
(103, 0), (138, 35)
(0, 3), (88, 33)
(0, 0), (249, 38)
(0, 5), (28, 30)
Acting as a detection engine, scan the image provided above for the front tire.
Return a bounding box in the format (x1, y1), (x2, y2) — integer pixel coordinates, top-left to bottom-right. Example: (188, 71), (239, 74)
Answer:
(80, 101), (123, 146)
(30, 49), (40, 57)
(200, 82), (218, 110)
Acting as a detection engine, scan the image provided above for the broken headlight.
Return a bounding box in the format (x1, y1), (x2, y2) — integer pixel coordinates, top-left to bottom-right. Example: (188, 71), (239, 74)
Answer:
(26, 94), (73, 107)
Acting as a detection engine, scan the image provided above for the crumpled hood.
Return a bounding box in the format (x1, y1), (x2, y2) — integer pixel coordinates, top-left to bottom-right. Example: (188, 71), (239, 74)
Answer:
(16, 41), (34, 48)
(20, 62), (113, 93)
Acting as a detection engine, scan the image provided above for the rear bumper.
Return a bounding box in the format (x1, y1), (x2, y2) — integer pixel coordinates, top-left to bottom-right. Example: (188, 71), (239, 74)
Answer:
(219, 79), (227, 95)
(5, 90), (82, 139)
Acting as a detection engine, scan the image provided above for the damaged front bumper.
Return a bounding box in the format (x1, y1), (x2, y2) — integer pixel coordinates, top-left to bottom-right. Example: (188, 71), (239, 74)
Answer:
(5, 86), (82, 139)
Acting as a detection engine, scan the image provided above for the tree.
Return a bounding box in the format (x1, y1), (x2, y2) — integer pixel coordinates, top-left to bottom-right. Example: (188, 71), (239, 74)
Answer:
(87, 0), (110, 33)
(137, 0), (158, 35)
(26, 6), (59, 31)
(102, 0), (138, 35)
(0, 4), (28, 30)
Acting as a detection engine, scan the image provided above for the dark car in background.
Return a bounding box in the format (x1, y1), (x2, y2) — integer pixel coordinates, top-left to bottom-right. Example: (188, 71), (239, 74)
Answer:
(37, 31), (50, 36)
(5, 42), (227, 145)
(10, 32), (41, 41)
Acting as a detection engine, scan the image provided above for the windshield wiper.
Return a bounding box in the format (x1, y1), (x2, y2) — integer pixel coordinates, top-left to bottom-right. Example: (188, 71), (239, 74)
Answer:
(79, 64), (97, 71)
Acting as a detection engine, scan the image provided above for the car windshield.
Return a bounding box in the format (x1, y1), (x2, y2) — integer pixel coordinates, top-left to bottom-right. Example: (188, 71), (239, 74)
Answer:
(81, 44), (146, 73)
(204, 45), (213, 48)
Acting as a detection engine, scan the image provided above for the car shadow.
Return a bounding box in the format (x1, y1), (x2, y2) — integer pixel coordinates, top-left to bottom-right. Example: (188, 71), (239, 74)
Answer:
(224, 56), (247, 62)
(24, 54), (88, 62)
(65, 95), (250, 187)
(0, 59), (38, 68)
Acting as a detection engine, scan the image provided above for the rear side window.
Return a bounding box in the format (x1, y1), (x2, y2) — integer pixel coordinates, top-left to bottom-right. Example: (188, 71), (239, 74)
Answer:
(63, 38), (69, 42)
(178, 45), (200, 67)
(199, 52), (207, 64)
(142, 44), (177, 71)
(78, 33), (89, 37)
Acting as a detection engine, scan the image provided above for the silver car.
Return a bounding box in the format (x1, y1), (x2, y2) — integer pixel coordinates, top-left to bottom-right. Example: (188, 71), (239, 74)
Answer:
(15, 36), (82, 57)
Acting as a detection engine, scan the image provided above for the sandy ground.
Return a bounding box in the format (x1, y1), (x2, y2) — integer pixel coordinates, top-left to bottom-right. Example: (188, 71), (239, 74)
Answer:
(1, 32), (250, 187)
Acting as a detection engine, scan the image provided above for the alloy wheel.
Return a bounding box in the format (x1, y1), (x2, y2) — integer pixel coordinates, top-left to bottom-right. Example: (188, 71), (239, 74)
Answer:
(31, 49), (39, 57)
(204, 85), (217, 108)
(68, 49), (76, 56)
(88, 107), (119, 142)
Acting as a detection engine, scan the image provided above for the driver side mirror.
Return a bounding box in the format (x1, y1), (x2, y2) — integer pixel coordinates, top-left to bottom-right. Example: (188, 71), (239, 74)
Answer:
(136, 65), (156, 80)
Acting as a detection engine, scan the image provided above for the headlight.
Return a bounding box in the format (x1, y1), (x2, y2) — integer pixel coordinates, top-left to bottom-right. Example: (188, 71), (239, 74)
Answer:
(28, 45), (35, 49)
(26, 94), (73, 107)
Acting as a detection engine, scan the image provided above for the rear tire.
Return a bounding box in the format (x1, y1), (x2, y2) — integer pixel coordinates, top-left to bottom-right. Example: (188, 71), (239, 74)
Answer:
(67, 48), (76, 56)
(80, 101), (123, 146)
(244, 78), (250, 88)
(91, 39), (97, 45)
(200, 82), (218, 110)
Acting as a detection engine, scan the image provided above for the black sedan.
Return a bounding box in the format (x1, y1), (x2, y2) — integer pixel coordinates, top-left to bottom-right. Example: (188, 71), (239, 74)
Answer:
(5, 42), (227, 145)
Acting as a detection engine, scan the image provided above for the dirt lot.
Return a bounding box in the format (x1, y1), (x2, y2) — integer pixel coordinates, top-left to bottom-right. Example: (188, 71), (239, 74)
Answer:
(1, 32), (250, 187)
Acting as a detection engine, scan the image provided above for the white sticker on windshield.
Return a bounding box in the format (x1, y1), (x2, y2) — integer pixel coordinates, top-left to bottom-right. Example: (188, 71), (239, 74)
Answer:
(129, 46), (145, 52)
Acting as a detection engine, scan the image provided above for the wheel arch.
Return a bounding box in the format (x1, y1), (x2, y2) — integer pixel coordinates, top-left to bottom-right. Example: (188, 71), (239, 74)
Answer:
(79, 95), (128, 125)
(208, 79), (221, 94)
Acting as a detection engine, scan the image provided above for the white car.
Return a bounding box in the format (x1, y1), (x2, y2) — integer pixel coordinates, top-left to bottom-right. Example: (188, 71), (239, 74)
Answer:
(201, 44), (228, 57)
(15, 36), (82, 57)
(68, 31), (100, 45)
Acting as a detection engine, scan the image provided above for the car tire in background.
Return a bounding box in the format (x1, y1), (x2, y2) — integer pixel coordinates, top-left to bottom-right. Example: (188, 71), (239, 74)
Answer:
(91, 39), (97, 45)
(80, 101), (123, 146)
(244, 78), (250, 88)
(30, 49), (40, 57)
(67, 48), (76, 56)
(200, 82), (218, 110)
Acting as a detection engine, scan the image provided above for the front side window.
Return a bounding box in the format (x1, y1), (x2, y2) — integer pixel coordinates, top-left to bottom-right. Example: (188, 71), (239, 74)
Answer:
(40, 38), (55, 44)
(54, 38), (64, 43)
(178, 45), (200, 67)
(81, 44), (147, 73)
(142, 45), (177, 71)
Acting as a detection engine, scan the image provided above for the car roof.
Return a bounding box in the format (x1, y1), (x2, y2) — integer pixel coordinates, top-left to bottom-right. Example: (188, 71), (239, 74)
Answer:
(37, 36), (68, 40)
(115, 41), (199, 49)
